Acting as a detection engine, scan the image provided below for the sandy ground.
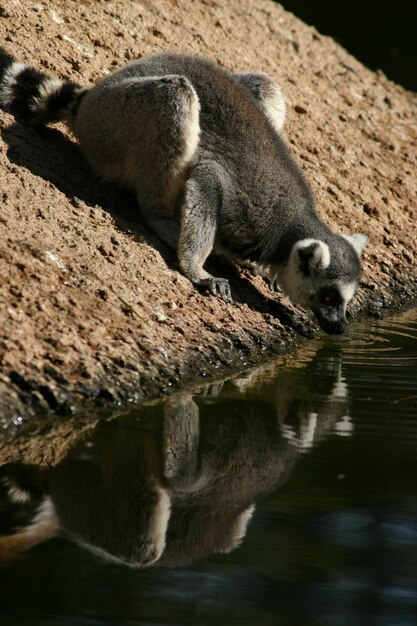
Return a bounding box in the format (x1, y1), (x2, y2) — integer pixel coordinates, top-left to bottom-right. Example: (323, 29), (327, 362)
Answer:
(0, 0), (416, 425)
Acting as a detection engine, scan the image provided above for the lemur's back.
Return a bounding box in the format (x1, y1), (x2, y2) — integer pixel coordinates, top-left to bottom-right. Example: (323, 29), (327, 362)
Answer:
(103, 53), (271, 147)
(96, 53), (310, 209)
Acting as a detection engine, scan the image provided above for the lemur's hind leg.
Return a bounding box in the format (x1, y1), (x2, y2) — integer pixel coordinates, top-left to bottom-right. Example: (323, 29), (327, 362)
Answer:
(139, 76), (201, 250)
(178, 165), (232, 303)
(73, 74), (200, 249)
(233, 72), (286, 133)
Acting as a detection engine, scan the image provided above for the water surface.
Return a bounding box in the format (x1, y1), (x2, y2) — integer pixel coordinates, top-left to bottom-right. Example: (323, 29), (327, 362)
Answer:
(1, 307), (417, 626)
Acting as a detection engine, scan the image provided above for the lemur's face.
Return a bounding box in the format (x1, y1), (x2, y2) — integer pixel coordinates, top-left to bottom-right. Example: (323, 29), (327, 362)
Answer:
(279, 236), (367, 335)
(290, 274), (357, 335)
(308, 281), (357, 335)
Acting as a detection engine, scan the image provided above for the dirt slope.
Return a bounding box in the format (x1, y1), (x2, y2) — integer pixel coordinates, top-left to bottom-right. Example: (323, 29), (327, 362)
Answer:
(0, 0), (416, 423)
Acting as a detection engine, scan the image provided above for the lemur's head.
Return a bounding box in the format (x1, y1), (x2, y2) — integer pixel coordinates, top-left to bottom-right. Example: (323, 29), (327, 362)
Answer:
(279, 234), (368, 334)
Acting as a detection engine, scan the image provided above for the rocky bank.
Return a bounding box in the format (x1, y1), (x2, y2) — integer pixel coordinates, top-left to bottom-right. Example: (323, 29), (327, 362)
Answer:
(0, 0), (416, 424)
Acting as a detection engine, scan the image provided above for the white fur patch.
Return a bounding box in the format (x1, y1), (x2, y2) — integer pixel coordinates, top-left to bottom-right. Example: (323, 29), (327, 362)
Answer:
(273, 239), (330, 306)
(25, 497), (60, 541)
(296, 238), (331, 270)
(343, 233), (368, 257)
(251, 261), (279, 283)
(3, 478), (30, 504)
(332, 379), (348, 399)
(30, 77), (65, 113)
(180, 85), (201, 168)
(281, 412), (318, 450)
(0, 496), (59, 561)
(338, 280), (357, 309)
(273, 259), (305, 305)
(220, 504), (255, 553)
(300, 412), (318, 449)
(235, 72), (286, 133)
(0, 61), (27, 107)
(262, 81), (286, 133)
(145, 485), (171, 565)
(334, 415), (354, 436)
(166, 79), (201, 205)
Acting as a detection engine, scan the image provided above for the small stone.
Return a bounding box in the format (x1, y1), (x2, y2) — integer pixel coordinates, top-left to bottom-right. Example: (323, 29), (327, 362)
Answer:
(294, 104), (307, 114)
(97, 288), (108, 301)
(363, 203), (379, 217)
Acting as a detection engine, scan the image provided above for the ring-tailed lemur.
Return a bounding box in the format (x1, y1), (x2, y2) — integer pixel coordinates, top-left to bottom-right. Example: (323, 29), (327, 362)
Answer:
(0, 49), (368, 334)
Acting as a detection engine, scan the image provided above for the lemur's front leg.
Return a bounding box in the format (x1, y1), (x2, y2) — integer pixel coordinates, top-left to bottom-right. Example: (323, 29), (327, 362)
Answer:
(178, 165), (233, 303)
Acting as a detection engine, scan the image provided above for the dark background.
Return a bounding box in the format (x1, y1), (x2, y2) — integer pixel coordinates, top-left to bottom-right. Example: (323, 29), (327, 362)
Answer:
(280, 0), (417, 92)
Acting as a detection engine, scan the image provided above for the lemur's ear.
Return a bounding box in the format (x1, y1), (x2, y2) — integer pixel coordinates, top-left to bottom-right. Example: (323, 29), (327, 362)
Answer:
(344, 234), (368, 257)
(296, 239), (330, 276)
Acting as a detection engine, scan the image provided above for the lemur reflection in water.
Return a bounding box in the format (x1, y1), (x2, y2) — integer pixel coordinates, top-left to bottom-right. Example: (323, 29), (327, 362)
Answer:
(0, 346), (351, 567)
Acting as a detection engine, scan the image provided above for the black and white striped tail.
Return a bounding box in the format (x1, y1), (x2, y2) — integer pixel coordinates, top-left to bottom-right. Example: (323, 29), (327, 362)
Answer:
(0, 48), (85, 126)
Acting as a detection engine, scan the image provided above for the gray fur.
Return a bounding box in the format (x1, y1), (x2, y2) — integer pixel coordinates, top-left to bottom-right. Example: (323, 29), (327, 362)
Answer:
(0, 50), (368, 333)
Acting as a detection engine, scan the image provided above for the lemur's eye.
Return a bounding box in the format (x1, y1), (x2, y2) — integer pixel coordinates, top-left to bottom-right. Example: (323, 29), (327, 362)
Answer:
(320, 292), (338, 306)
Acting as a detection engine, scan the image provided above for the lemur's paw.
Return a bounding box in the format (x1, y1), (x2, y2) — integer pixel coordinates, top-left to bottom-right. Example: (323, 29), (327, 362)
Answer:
(208, 277), (233, 303)
(269, 278), (281, 293)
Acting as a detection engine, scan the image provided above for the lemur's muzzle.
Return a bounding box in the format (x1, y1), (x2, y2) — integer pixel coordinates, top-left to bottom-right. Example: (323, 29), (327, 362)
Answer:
(313, 308), (346, 335)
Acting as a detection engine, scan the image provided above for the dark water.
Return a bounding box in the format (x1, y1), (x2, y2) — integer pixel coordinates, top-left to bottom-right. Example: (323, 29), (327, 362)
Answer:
(280, 1), (417, 92)
(1, 307), (417, 626)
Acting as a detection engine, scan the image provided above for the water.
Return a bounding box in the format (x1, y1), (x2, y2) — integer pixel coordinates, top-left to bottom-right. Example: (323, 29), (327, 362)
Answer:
(1, 307), (417, 626)
(280, 1), (417, 92)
